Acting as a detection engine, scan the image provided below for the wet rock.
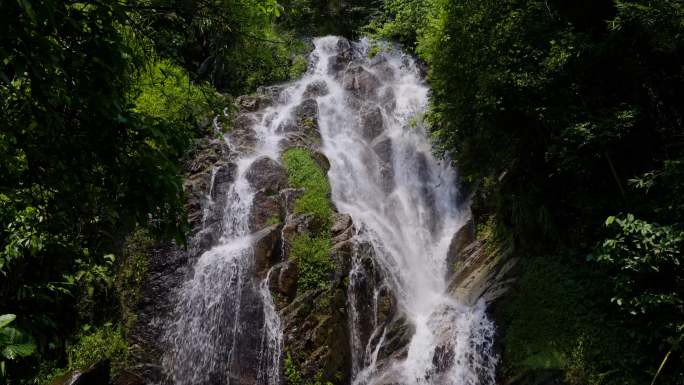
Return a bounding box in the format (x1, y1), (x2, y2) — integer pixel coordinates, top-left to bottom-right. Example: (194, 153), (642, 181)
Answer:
(184, 172), (212, 233)
(269, 259), (299, 308)
(279, 131), (320, 154)
(223, 114), (259, 154)
(236, 94), (259, 112)
(329, 49), (353, 73)
(371, 55), (395, 82)
(337, 37), (351, 52)
(49, 359), (110, 385)
(210, 163), (238, 201)
(332, 226), (354, 244)
(376, 286), (393, 326)
(280, 282), (351, 385)
(313, 150), (331, 173)
(293, 98), (321, 141)
(379, 87), (396, 112)
(445, 218), (476, 280)
(245, 156), (289, 191)
(121, 364), (163, 384)
(236, 94), (275, 112)
(331, 213), (352, 236)
(249, 189), (283, 232)
(280, 188), (306, 216)
(377, 310), (415, 361)
(253, 223), (283, 274)
(343, 67), (382, 100)
(347, 241), (380, 369)
(432, 344), (456, 374)
(276, 120), (299, 134)
(377, 163), (395, 194)
(130, 242), (189, 361)
(371, 135), (393, 165)
(360, 104), (384, 141)
(304, 80), (329, 98)
(308, 52), (320, 72)
(257, 85), (287, 104)
(111, 369), (146, 385)
(328, 241), (352, 280)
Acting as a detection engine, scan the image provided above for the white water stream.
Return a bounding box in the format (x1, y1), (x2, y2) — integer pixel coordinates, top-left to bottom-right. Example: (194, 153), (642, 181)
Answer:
(163, 36), (497, 385)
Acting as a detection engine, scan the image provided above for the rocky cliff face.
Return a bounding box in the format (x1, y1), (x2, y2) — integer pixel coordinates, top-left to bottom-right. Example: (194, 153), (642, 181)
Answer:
(118, 37), (522, 385)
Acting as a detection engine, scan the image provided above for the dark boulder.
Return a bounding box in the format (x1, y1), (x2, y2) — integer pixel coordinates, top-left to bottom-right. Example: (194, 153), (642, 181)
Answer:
(329, 49), (353, 73)
(331, 213), (353, 236)
(245, 156), (289, 191)
(371, 135), (393, 165)
(49, 359), (110, 385)
(293, 98), (321, 141)
(252, 223), (284, 275)
(304, 80), (329, 98)
(249, 189), (283, 232)
(360, 104), (384, 141)
(343, 67), (382, 100)
(371, 55), (395, 82)
(269, 259), (299, 309)
(223, 114), (259, 155)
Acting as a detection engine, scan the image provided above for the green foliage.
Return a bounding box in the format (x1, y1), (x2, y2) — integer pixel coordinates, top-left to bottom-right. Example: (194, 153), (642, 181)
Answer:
(284, 351), (333, 385)
(282, 148), (333, 230)
(591, 215), (684, 372)
(0, 315), (36, 378)
(290, 233), (334, 293)
(282, 147), (335, 293)
(115, 229), (154, 326)
(1, 0), (193, 353)
(290, 55), (309, 80)
(503, 252), (647, 384)
(285, 352), (303, 385)
(266, 217), (282, 226)
(132, 60), (208, 125)
(278, 0), (383, 38)
(66, 325), (129, 374)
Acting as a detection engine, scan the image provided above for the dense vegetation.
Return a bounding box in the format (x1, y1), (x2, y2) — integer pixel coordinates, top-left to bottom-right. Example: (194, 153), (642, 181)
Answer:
(0, 0), (341, 381)
(282, 148), (335, 292)
(373, 0), (684, 382)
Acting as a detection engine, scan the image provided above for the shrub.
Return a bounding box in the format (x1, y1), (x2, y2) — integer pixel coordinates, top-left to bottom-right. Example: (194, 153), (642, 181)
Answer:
(282, 148), (332, 230)
(67, 325), (129, 373)
(290, 233), (335, 293)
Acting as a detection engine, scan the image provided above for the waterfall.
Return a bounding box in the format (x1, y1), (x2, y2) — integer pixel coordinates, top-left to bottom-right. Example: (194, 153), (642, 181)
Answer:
(162, 36), (497, 385)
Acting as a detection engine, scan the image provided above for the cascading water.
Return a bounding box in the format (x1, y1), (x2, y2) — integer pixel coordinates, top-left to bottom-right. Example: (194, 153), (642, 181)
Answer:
(162, 36), (496, 385)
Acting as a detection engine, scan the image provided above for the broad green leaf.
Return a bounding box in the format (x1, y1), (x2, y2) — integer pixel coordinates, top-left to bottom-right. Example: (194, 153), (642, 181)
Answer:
(0, 315), (15, 329)
(1, 343), (35, 359)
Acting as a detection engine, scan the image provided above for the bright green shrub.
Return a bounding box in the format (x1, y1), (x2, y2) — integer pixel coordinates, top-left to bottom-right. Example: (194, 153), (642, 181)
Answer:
(67, 325), (129, 373)
(132, 60), (207, 123)
(282, 148), (332, 230)
(290, 233), (335, 292)
(282, 148), (336, 292)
